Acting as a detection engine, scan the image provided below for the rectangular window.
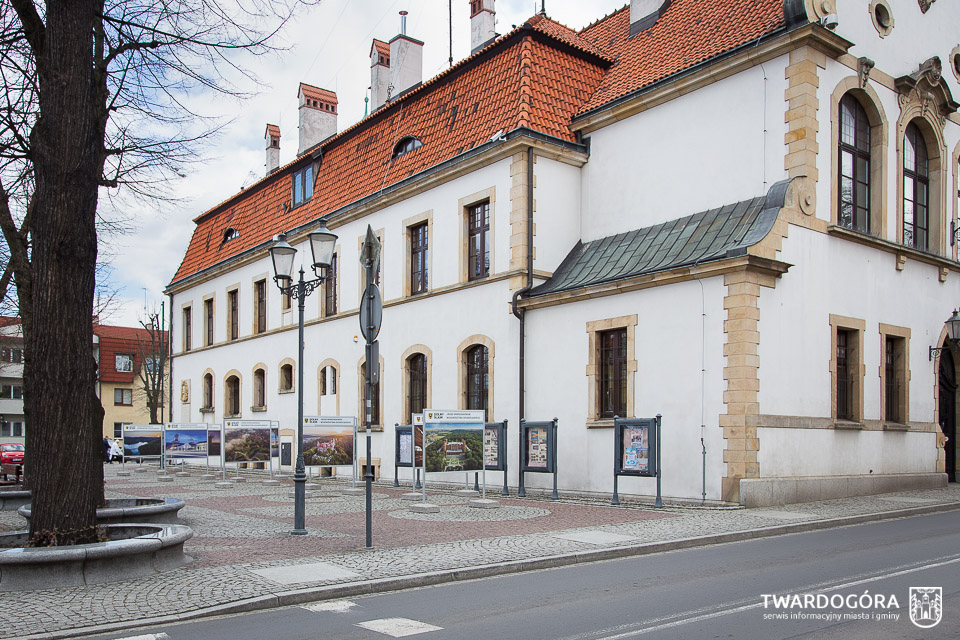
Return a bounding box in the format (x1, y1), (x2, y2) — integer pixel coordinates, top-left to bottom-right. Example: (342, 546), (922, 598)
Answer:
(281, 291), (291, 312)
(0, 385), (23, 400)
(255, 279), (267, 334)
(884, 335), (908, 424)
(598, 329), (628, 419)
(113, 422), (124, 438)
(836, 328), (858, 421)
(204, 298), (214, 346)
(228, 289), (238, 340)
(467, 201), (490, 280)
(291, 165), (314, 208)
(324, 254), (338, 317)
(410, 222), (428, 295)
(183, 307), (192, 351)
(0, 422), (8, 437)
(115, 354), (134, 373)
(12, 422), (23, 437)
(114, 388), (133, 406)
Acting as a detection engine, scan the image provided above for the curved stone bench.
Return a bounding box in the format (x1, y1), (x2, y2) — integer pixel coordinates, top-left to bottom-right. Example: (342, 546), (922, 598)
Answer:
(0, 490), (30, 511)
(18, 497), (185, 524)
(0, 523), (193, 591)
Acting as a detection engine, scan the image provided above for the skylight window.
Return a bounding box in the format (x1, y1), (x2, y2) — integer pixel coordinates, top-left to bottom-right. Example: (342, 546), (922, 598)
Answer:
(292, 164), (314, 208)
(392, 136), (422, 159)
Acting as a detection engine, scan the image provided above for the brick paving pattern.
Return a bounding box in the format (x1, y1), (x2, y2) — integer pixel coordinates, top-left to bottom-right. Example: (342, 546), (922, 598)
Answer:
(0, 466), (958, 639)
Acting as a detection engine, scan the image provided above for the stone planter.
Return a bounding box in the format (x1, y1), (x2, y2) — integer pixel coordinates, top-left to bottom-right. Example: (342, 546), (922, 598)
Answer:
(0, 523), (193, 591)
(0, 489), (30, 511)
(18, 497), (185, 525)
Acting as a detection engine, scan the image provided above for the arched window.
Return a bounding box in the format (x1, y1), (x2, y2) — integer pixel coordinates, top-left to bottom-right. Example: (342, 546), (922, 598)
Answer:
(392, 136), (422, 159)
(225, 375), (240, 416)
(465, 345), (488, 420)
(361, 361), (380, 425)
(222, 228), (239, 243)
(407, 353), (427, 423)
(280, 363), (294, 392)
(203, 373), (213, 409)
(253, 368), (265, 408)
(838, 94), (871, 233)
(903, 121), (930, 250)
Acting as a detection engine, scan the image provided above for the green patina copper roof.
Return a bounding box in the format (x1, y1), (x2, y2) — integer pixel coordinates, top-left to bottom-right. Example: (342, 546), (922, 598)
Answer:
(529, 179), (789, 297)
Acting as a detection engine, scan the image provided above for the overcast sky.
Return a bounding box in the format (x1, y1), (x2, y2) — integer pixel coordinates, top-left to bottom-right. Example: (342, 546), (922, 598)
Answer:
(103, 0), (627, 327)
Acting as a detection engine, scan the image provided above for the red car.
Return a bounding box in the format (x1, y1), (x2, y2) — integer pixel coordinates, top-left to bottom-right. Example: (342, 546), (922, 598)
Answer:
(0, 443), (24, 465)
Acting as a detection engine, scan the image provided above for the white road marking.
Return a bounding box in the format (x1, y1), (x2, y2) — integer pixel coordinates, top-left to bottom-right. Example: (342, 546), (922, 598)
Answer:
(113, 634), (169, 640)
(300, 600), (357, 613)
(558, 554), (960, 640)
(356, 617), (443, 637)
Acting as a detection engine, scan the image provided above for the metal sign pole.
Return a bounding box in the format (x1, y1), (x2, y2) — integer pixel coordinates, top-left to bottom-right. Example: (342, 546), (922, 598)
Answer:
(655, 414), (663, 508)
(360, 226), (381, 550)
(518, 419), (526, 498)
(502, 420), (509, 496)
(612, 417), (620, 505)
(220, 424), (226, 481)
(552, 418), (559, 500)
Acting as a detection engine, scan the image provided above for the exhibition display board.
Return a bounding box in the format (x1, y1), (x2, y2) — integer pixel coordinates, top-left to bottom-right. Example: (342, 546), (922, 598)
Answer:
(518, 418), (558, 499)
(122, 425), (162, 463)
(612, 415), (662, 507)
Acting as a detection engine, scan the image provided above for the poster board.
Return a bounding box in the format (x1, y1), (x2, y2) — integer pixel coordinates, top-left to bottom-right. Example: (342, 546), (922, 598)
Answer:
(271, 426), (280, 459)
(413, 414), (424, 467)
(614, 418), (658, 477)
(164, 423), (208, 459)
(122, 425), (162, 459)
(208, 428), (222, 458)
(484, 421), (507, 471)
(223, 420), (272, 463)
(521, 420), (555, 473)
(423, 410), (484, 473)
(302, 416), (357, 467)
(395, 426), (413, 467)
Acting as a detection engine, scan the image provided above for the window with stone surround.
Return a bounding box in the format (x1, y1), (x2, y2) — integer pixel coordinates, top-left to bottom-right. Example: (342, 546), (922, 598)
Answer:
(586, 315), (638, 426)
(830, 315), (865, 424)
(880, 324), (910, 425)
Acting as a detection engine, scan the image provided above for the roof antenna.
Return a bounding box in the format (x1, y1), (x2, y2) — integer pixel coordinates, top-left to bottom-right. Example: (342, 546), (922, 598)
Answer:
(541, 1), (546, 15)
(448, 0), (453, 68)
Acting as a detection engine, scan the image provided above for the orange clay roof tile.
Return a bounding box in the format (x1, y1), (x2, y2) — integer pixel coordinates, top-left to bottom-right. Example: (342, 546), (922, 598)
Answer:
(170, 1), (789, 286)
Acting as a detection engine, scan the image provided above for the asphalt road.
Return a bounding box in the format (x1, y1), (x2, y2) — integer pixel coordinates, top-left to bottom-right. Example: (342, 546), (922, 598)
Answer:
(93, 509), (960, 640)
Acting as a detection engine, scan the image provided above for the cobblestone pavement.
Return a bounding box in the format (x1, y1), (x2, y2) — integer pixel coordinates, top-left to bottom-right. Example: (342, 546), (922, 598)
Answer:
(2, 467), (959, 639)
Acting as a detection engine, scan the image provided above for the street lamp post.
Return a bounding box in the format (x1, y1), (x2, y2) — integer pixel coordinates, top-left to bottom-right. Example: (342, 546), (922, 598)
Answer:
(269, 223), (337, 535)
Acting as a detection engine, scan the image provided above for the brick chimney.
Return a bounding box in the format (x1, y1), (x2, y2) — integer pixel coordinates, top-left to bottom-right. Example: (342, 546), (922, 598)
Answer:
(297, 83), (337, 155)
(370, 38), (391, 111)
(265, 124), (280, 175)
(470, 0), (496, 54)
(630, 0), (671, 35)
(388, 11), (423, 102)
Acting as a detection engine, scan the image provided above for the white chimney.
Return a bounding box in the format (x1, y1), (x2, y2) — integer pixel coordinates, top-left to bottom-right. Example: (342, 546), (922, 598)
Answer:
(388, 11), (423, 101)
(470, 0), (496, 54)
(630, 0), (670, 34)
(297, 83), (337, 155)
(265, 124), (280, 175)
(370, 39), (391, 111)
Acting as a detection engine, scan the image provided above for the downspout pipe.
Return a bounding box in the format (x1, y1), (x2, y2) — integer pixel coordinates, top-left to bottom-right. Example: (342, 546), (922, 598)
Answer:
(167, 292), (175, 423)
(511, 146), (534, 497)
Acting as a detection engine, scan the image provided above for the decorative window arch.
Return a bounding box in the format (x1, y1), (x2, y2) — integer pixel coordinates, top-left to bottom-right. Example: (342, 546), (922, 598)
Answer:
(223, 370), (242, 417)
(903, 121), (931, 250)
(252, 365), (266, 409)
(392, 136), (422, 159)
(830, 79), (888, 238)
(279, 358), (295, 393)
(457, 335), (494, 420)
(401, 345), (432, 425)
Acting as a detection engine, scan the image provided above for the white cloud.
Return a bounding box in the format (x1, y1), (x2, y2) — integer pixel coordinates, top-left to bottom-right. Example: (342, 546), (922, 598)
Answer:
(102, 0), (626, 327)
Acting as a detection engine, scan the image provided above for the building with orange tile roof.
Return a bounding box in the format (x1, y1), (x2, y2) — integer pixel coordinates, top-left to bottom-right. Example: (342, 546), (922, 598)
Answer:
(166, 1), (960, 505)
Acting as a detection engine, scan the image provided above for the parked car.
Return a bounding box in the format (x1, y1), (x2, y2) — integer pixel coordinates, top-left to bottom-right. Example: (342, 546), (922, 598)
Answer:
(0, 443), (24, 465)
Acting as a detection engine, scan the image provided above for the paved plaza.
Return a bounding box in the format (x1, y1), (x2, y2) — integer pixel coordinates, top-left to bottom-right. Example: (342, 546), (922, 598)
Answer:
(1, 466), (959, 639)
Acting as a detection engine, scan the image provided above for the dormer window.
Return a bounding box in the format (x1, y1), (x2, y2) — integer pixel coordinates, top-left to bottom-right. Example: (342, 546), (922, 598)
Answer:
(392, 136), (422, 159)
(292, 164), (314, 208)
(223, 228), (239, 243)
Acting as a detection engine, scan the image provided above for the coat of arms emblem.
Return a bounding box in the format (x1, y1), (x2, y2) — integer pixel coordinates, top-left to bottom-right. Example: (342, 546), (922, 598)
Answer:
(909, 587), (942, 628)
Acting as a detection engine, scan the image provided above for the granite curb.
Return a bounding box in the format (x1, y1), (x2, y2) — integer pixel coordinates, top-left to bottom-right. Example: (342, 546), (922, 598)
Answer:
(22, 499), (960, 640)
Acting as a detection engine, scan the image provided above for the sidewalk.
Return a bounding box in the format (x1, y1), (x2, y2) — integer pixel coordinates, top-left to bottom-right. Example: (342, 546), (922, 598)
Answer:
(2, 465), (959, 640)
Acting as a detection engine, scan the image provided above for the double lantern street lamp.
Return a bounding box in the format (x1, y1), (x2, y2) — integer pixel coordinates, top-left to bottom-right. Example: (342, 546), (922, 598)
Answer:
(269, 223), (337, 535)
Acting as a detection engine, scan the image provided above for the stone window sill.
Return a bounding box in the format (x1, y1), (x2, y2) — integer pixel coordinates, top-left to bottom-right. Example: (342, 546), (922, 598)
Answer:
(833, 420), (863, 430)
(199, 406), (214, 414)
(251, 406), (267, 413)
(278, 388), (295, 395)
(586, 419), (615, 429)
(224, 413), (241, 419)
(882, 422), (910, 431)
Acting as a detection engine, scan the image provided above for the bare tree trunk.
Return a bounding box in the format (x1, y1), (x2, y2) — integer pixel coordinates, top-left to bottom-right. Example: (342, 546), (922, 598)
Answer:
(24, 0), (106, 545)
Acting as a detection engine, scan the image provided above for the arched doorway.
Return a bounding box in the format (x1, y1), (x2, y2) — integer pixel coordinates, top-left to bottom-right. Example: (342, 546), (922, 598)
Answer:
(940, 349), (957, 481)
